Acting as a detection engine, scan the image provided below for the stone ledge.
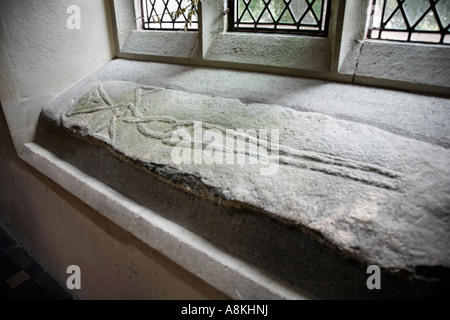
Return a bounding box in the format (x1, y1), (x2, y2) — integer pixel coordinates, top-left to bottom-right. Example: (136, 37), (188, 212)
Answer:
(28, 60), (450, 299)
(21, 142), (309, 300)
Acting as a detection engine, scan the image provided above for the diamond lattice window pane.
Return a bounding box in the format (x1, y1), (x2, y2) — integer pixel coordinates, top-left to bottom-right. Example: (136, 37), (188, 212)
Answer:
(230, 0), (331, 35)
(141, 0), (198, 30)
(290, 0), (308, 21)
(369, 0), (450, 44)
(403, 0), (429, 27)
(385, 9), (407, 29)
(437, 0), (450, 27)
(416, 10), (440, 31)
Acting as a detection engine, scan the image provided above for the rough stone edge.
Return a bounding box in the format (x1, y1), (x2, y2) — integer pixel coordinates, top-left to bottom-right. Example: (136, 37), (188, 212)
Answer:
(38, 80), (450, 295)
(55, 81), (422, 277)
(19, 142), (311, 300)
(63, 117), (445, 286)
(56, 81), (370, 268)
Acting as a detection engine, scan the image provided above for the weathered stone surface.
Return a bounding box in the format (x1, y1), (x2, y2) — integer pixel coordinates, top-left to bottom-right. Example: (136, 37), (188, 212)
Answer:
(60, 80), (450, 276)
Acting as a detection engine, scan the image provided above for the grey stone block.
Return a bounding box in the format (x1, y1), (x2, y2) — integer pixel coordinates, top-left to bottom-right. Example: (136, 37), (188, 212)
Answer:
(35, 79), (450, 299)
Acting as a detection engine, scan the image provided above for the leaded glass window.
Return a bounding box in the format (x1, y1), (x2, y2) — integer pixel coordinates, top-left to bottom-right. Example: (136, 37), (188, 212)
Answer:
(229, 0), (331, 36)
(141, 0), (198, 30)
(368, 0), (450, 44)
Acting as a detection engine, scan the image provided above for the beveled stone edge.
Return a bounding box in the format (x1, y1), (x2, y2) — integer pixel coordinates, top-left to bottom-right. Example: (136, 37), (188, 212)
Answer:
(20, 141), (312, 300)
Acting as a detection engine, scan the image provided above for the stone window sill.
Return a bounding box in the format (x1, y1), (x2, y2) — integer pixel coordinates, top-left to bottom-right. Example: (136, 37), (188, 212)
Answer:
(113, 0), (450, 96)
(19, 59), (450, 299)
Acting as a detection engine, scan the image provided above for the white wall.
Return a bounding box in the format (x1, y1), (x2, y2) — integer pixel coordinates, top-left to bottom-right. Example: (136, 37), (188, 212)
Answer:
(0, 0), (114, 152)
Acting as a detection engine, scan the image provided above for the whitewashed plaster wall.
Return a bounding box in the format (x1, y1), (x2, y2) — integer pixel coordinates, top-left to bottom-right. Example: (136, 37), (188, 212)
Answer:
(0, 0), (227, 299)
(0, 0), (114, 152)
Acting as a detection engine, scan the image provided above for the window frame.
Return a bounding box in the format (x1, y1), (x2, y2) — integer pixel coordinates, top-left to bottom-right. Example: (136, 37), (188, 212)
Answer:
(139, 0), (199, 31)
(227, 0), (332, 37)
(367, 0), (450, 45)
(111, 0), (450, 96)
